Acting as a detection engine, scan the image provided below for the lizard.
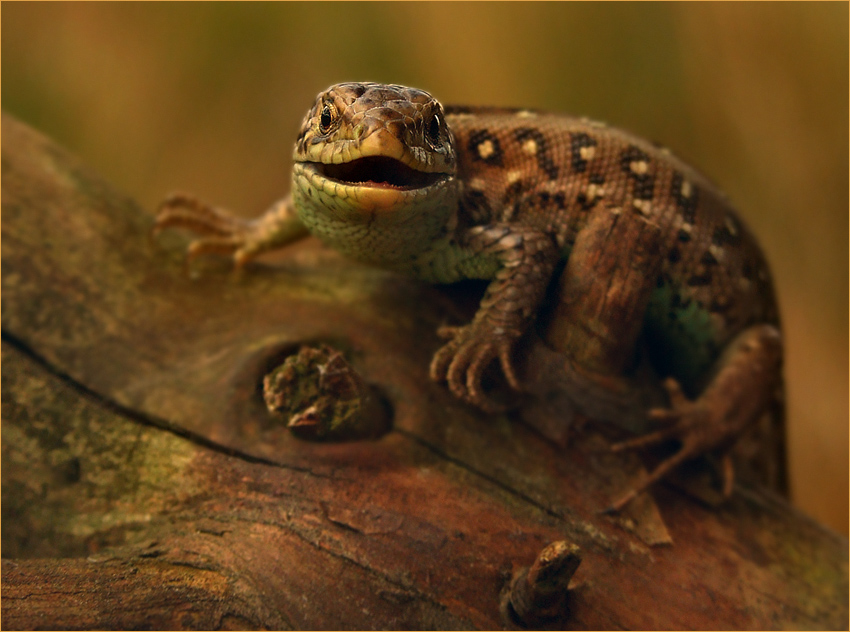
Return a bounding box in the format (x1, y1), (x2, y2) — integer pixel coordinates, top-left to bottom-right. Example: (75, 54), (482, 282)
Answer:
(154, 82), (784, 511)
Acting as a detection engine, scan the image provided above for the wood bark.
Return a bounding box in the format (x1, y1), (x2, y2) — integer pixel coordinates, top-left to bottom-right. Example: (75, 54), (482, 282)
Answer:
(2, 113), (847, 630)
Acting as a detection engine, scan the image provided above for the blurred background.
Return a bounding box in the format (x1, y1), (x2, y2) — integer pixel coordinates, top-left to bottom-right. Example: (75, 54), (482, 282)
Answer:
(3, 2), (847, 535)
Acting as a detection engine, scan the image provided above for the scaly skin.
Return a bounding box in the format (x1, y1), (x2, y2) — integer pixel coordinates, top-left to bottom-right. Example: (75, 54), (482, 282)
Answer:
(155, 82), (784, 509)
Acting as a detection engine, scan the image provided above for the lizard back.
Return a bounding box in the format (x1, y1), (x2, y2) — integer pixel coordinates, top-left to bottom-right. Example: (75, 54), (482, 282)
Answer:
(445, 106), (779, 388)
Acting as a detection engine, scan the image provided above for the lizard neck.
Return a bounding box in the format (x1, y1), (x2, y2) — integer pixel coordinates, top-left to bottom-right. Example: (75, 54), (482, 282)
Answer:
(291, 167), (461, 269)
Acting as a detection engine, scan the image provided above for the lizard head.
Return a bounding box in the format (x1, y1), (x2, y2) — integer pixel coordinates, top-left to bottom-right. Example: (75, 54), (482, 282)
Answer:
(291, 82), (459, 266)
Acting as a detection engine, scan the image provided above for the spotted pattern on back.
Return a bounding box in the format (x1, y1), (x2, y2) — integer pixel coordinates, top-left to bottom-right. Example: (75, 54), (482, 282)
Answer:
(445, 105), (778, 382)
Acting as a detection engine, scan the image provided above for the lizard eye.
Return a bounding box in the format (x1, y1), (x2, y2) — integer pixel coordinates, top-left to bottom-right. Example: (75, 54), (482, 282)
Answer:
(425, 113), (442, 148)
(318, 102), (336, 134)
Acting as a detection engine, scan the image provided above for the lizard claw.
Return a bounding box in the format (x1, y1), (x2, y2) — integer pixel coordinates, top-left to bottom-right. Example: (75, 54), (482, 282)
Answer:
(430, 324), (521, 412)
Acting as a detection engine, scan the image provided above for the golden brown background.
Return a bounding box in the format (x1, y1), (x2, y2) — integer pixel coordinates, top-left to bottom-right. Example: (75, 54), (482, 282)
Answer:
(3, 2), (847, 535)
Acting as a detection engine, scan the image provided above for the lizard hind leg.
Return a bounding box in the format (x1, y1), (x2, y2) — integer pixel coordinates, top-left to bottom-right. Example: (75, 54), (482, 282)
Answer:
(607, 323), (783, 512)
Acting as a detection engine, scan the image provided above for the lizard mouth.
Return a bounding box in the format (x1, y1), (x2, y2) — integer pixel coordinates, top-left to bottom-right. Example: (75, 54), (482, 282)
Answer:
(313, 156), (448, 190)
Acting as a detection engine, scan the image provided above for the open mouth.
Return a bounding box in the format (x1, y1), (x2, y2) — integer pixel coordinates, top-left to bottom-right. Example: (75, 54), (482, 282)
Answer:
(313, 156), (447, 190)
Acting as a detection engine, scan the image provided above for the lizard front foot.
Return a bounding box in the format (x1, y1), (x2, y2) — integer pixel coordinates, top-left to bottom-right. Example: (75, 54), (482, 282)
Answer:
(154, 193), (307, 269)
(429, 323), (522, 412)
(154, 193), (259, 267)
(427, 225), (558, 412)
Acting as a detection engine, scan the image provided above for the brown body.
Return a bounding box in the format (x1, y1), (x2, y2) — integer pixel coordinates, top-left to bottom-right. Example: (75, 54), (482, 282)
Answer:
(155, 83), (785, 509)
(446, 107), (778, 389)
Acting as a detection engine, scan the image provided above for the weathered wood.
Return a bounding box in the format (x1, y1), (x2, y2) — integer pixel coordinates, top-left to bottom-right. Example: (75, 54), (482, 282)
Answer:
(2, 113), (847, 630)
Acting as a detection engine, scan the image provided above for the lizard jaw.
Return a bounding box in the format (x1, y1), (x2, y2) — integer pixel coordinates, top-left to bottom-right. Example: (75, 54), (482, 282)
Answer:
(291, 160), (459, 266)
(304, 157), (450, 191)
(293, 161), (455, 215)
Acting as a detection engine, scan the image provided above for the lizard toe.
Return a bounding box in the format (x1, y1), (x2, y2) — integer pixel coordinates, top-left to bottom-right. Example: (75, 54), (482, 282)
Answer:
(497, 342), (521, 391)
(186, 236), (244, 261)
(431, 323), (522, 411)
(445, 340), (478, 400)
(430, 335), (461, 383)
(436, 325), (463, 340)
(464, 344), (507, 412)
(155, 193), (235, 236)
